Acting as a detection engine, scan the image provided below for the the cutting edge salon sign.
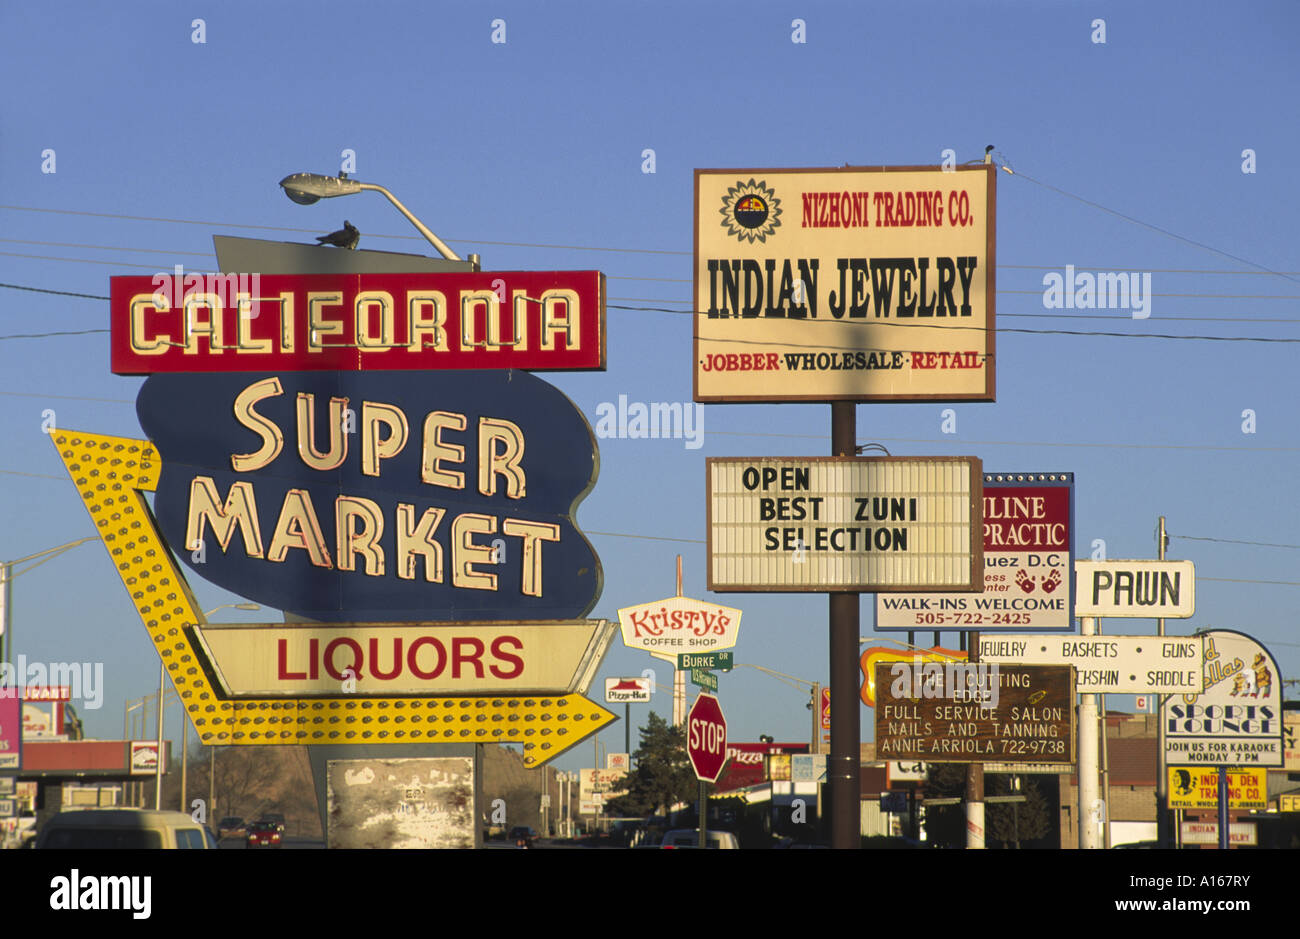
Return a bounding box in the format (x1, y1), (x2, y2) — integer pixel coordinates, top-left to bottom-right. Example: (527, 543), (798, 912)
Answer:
(695, 164), (995, 402)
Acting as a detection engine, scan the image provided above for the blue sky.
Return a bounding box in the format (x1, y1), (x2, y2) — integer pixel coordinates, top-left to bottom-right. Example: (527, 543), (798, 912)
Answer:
(1, 1), (1297, 778)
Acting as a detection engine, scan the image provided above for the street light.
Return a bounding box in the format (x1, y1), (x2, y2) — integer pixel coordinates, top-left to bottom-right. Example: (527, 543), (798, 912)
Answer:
(278, 172), (467, 264)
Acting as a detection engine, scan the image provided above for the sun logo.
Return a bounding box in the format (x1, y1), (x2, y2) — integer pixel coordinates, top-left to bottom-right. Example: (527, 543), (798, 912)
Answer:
(719, 179), (782, 243)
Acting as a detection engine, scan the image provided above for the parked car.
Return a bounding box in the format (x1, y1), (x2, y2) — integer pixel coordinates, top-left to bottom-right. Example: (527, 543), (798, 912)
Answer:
(37, 809), (217, 849)
(509, 826), (537, 848)
(256, 813), (286, 833)
(658, 828), (740, 849)
(246, 820), (282, 848)
(216, 816), (246, 838)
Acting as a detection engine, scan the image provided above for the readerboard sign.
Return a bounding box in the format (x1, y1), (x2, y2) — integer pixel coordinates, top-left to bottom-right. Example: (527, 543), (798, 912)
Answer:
(1163, 629), (1284, 767)
(694, 164), (995, 403)
(138, 369), (601, 622)
(707, 456), (982, 592)
(1074, 560), (1195, 618)
(874, 662), (1074, 763)
(111, 270), (606, 374)
(876, 473), (1073, 631)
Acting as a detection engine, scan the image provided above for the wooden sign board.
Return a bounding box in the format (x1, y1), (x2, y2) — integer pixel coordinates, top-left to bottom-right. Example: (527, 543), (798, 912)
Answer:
(874, 662), (1074, 764)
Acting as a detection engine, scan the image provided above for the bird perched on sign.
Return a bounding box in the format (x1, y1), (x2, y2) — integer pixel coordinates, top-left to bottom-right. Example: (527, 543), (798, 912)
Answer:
(316, 220), (360, 250)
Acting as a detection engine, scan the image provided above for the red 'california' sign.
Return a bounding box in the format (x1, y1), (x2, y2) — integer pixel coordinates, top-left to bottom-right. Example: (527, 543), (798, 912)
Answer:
(110, 270), (605, 374)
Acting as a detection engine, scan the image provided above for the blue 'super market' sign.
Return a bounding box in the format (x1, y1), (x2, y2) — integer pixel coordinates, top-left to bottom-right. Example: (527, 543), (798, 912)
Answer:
(138, 370), (601, 622)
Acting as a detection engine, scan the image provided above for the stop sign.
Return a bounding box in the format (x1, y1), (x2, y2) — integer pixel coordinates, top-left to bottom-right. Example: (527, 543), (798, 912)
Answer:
(687, 692), (728, 782)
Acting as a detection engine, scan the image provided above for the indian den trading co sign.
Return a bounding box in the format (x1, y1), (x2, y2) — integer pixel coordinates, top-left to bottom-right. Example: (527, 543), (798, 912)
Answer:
(695, 165), (995, 403)
(706, 457), (982, 592)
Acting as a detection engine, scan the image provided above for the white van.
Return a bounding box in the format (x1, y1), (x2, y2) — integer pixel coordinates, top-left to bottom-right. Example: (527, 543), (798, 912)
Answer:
(658, 828), (740, 849)
(36, 809), (218, 849)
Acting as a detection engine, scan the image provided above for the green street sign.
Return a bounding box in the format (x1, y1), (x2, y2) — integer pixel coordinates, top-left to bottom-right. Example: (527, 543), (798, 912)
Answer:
(678, 651), (733, 672)
(690, 669), (718, 692)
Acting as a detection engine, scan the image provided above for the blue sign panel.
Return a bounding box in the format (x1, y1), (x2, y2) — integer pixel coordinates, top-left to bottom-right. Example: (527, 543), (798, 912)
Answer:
(138, 370), (601, 622)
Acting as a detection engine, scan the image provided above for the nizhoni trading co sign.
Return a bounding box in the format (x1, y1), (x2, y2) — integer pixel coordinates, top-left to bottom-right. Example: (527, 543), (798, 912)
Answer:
(694, 165), (995, 403)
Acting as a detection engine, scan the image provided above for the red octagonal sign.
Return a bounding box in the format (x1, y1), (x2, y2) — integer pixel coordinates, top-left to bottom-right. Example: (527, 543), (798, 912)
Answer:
(687, 692), (728, 783)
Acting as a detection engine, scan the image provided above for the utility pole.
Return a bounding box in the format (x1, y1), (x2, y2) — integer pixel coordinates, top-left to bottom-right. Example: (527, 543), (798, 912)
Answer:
(1079, 616), (1100, 849)
(828, 402), (860, 849)
(1155, 516), (1170, 848)
(673, 556), (685, 727)
(965, 631), (984, 849)
(153, 661), (165, 811)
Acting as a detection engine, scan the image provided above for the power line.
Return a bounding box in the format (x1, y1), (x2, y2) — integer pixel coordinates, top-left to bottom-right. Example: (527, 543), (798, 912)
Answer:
(0, 328), (109, 341)
(1171, 534), (1300, 550)
(0, 390), (135, 404)
(702, 430), (1300, 453)
(0, 203), (690, 256)
(1006, 168), (1300, 286)
(0, 282), (110, 300)
(1198, 577), (1300, 587)
(0, 238), (214, 258)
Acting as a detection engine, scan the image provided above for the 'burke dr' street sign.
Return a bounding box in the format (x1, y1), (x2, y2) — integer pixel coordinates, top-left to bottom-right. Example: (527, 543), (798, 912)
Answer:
(678, 651), (733, 672)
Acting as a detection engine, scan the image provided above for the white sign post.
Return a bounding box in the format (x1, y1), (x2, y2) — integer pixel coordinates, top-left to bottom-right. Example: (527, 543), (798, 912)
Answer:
(978, 634), (1203, 694)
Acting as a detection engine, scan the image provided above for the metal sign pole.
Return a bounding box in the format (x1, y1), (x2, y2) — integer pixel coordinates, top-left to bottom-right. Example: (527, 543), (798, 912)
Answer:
(1155, 515), (1170, 847)
(1078, 616), (1100, 848)
(829, 402), (860, 849)
(965, 632), (985, 849)
(698, 779), (707, 848)
(1217, 766), (1229, 849)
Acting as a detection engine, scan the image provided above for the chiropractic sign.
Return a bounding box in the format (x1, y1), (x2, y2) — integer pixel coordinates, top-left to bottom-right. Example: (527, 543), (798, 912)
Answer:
(876, 473), (1073, 632)
(694, 164), (995, 403)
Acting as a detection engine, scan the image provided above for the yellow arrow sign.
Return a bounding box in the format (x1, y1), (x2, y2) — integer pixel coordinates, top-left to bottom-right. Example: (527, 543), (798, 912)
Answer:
(51, 430), (614, 766)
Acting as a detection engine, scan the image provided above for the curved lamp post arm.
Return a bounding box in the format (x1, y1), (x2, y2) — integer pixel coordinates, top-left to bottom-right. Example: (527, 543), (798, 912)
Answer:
(356, 183), (462, 261)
